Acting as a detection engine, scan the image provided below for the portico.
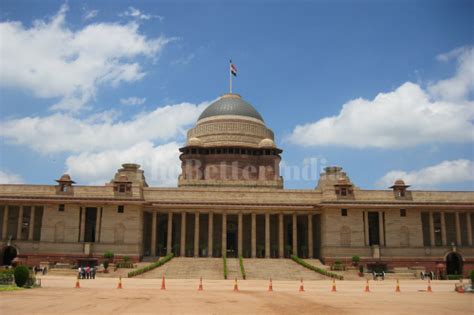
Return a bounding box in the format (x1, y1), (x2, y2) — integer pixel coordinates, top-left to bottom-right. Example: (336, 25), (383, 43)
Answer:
(143, 208), (321, 259)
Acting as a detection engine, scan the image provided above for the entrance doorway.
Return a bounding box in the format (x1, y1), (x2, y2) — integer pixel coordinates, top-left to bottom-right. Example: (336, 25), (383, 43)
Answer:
(226, 215), (238, 257)
(2, 246), (17, 266)
(446, 252), (463, 275)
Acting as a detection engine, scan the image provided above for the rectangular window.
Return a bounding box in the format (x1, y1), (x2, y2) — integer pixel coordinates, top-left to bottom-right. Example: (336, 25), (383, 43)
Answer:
(58, 204), (65, 212)
(459, 213), (468, 246)
(84, 207), (97, 243)
(340, 188), (347, 196)
(119, 185), (126, 193)
(33, 206), (43, 241)
(368, 212), (380, 246)
(433, 212), (442, 246)
(445, 213), (456, 245)
(341, 209), (348, 216)
(117, 205), (124, 213)
(420, 212), (430, 246)
(400, 209), (406, 217)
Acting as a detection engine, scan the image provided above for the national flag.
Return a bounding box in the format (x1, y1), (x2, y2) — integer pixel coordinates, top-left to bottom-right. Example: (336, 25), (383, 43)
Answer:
(230, 60), (237, 77)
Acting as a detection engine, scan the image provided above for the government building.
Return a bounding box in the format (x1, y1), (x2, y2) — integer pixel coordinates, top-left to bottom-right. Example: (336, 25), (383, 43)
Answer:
(0, 93), (473, 276)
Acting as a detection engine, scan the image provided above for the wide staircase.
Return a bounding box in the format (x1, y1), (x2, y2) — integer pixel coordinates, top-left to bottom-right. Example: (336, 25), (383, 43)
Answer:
(243, 258), (330, 280)
(226, 258), (243, 280)
(135, 257), (223, 279)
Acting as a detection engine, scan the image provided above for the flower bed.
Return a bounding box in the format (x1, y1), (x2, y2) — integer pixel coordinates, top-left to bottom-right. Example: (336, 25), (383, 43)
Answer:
(127, 253), (174, 278)
(291, 255), (343, 280)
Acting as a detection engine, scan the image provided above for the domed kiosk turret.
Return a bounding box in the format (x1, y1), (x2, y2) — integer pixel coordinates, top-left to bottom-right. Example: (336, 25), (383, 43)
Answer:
(179, 93), (283, 188)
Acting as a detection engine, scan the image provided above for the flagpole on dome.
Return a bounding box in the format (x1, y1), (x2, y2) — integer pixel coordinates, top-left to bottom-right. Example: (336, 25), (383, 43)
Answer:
(229, 59), (237, 94)
(229, 59), (232, 94)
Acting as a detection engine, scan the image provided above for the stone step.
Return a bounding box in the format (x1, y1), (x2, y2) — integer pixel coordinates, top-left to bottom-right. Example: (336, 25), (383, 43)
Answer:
(135, 257), (224, 279)
(226, 258), (243, 280)
(242, 258), (331, 280)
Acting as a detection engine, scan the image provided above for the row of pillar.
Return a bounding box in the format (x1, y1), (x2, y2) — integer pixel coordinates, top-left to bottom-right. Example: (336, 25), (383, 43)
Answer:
(1, 206), (36, 241)
(428, 211), (473, 246)
(149, 211), (315, 258)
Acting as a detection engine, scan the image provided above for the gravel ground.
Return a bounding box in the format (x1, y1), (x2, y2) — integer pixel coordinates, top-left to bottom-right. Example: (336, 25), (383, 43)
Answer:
(0, 275), (472, 314)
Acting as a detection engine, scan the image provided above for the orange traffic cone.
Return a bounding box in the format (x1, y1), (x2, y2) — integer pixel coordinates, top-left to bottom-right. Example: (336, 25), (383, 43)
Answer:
(117, 276), (123, 289)
(299, 278), (305, 292)
(395, 279), (401, 293)
(331, 279), (337, 292)
(268, 278), (273, 292)
(233, 278), (239, 292)
(364, 279), (370, 292)
(75, 279), (80, 289)
(457, 279), (465, 293)
(427, 279), (433, 293)
(161, 274), (166, 290)
(198, 277), (203, 291)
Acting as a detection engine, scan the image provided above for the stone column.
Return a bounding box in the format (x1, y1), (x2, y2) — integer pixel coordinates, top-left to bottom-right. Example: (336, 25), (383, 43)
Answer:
(17, 206), (24, 240)
(440, 212), (447, 246)
(28, 207), (36, 241)
(208, 212), (213, 257)
(95, 208), (101, 243)
(278, 213), (284, 258)
(378, 211), (384, 246)
(222, 212), (227, 257)
(292, 213), (298, 256)
(455, 212), (462, 246)
(238, 212), (243, 257)
(2, 206), (9, 240)
(308, 214), (313, 258)
(166, 212), (173, 255)
(194, 212), (200, 257)
(80, 207), (86, 242)
(251, 213), (256, 258)
(265, 213), (270, 258)
(151, 211), (157, 256)
(364, 211), (369, 246)
(466, 213), (473, 246)
(429, 211), (435, 246)
(180, 212), (186, 257)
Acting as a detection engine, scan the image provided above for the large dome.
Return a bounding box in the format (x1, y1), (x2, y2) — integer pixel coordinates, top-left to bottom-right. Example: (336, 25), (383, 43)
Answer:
(198, 93), (264, 122)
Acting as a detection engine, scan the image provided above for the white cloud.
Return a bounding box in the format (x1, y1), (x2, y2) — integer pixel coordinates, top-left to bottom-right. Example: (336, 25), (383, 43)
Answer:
(0, 101), (208, 154)
(120, 97), (146, 106)
(0, 4), (170, 111)
(120, 7), (163, 21)
(429, 47), (474, 101)
(0, 170), (23, 184)
(288, 47), (474, 148)
(66, 141), (181, 186)
(83, 9), (98, 20)
(376, 159), (474, 189)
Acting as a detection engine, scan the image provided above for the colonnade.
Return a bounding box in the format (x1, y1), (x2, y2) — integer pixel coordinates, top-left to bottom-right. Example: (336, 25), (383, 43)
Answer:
(147, 211), (318, 258)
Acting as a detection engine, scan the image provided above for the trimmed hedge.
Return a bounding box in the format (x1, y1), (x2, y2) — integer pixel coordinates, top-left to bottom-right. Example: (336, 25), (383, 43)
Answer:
(291, 255), (344, 280)
(223, 256), (228, 280)
(14, 266), (30, 287)
(127, 253), (174, 278)
(239, 256), (246, 280)
(447, 274), (462, 280)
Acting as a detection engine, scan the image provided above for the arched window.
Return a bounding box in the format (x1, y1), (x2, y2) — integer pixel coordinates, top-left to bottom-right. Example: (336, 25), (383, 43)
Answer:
(114, 223), (126, 244)
(400, 226), (410, 247)
(54, 221), (65, 242)
(340, 226), (351, 247)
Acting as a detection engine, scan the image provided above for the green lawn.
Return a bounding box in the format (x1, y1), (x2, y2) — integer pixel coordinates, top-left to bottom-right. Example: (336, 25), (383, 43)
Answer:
(0, 285), (24, 292)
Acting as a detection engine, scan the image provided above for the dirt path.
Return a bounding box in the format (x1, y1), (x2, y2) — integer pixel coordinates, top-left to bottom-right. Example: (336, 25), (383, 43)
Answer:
(0, 276), (472, 314)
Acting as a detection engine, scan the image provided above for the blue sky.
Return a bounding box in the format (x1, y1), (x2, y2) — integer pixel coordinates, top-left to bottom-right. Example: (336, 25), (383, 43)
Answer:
(0, 0), (473, 190)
